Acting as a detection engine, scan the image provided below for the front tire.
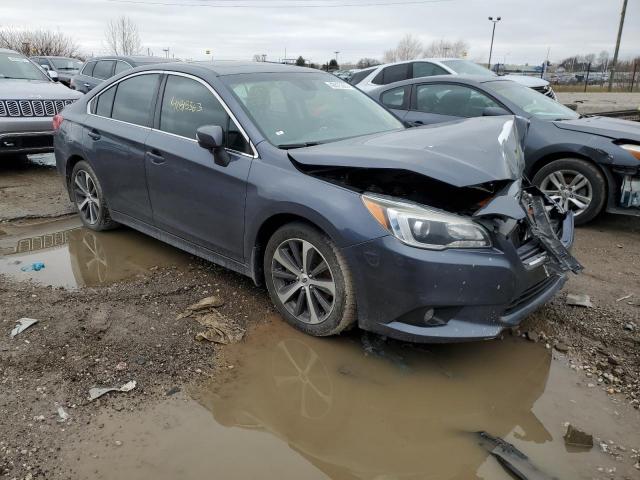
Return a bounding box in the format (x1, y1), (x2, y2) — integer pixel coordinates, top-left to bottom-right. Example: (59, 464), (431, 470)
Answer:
(264, 223), (356, 337)
(532, 158), (606, 225)
(70, 161), (118, 231)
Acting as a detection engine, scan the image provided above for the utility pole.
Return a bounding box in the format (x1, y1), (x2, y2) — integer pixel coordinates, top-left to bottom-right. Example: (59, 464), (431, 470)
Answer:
(162, 48), (169, 59)
(487, 16), (501, 70)
(608, 0), (628, 92)
(334, 51), (340, 65)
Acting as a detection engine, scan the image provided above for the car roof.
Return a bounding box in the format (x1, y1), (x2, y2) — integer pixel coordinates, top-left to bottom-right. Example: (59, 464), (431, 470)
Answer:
(32, 55), (79, 59)
(0, 48), (21, 55)
(85, 55), (171, 65)
(136, 60), (317, 76)
(369, 74), (514, 91)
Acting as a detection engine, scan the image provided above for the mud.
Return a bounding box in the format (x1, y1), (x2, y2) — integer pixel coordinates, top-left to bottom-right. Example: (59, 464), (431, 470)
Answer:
(64, 321), (640, 480)
(1, 154), (639, 479)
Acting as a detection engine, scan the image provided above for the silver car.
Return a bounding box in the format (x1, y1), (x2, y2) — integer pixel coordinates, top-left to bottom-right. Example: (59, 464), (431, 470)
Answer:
(0, 48), (81, 157)
(350, 58), (557, 100)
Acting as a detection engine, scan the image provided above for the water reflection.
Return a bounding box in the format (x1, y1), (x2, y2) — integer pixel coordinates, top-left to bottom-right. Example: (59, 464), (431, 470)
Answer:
(0, 219), (188, 288)
(198, 321), (552, 480)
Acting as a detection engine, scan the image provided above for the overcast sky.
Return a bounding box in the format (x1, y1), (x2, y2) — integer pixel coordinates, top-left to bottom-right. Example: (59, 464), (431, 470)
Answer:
(1, 0), (638, 65)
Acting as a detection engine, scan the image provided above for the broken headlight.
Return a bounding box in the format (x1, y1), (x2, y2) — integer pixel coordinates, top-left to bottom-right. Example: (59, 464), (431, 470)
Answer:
(362, 194), (491, 250)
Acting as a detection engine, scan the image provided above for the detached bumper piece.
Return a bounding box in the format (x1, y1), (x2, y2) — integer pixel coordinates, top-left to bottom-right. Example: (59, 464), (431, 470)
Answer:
(521, 192), (583, 274)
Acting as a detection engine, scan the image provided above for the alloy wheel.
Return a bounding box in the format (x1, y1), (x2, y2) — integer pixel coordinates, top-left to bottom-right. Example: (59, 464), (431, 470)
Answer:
(73, 170), (101, 225)
(271, 238), (336, 325)
(539, 169), (593, 216)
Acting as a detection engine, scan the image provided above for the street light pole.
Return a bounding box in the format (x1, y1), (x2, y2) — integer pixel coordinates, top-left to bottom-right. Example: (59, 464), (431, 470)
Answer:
(334, 51), (340, 65)
(608, 0), (628, 92)
(487, 16), (501, 70)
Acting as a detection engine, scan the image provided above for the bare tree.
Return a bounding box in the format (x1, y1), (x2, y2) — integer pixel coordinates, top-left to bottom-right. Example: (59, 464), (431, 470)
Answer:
(356, 57), (380, 69)
(423, 39), (469, 58)
(382, 49), (397, 64)
(252, 54), (263, 62)
(0, 27), (79, 56)
(105, 16), (142, 55)
(395, 34), (423, 61)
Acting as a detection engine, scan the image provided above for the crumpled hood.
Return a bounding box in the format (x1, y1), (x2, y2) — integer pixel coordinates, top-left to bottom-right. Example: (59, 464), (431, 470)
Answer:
(502, 75), (549, 88)
(289, 116), (526, 188)
(553, 115), (640, 141)
(0, 78), (82, 100)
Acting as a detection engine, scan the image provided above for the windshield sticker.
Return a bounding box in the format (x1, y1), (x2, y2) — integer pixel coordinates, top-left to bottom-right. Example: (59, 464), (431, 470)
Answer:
(324, 81), (353, 90)
(170, 97), (203, 113)
(8, 57), (30, 63)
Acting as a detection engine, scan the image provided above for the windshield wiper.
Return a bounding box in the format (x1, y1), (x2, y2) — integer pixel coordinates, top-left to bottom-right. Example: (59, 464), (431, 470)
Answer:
(277, 142), (321, 150)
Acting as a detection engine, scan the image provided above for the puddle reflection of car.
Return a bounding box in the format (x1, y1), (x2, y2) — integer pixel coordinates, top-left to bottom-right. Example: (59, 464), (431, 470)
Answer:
(198, 324), (552, 479)
(55, 61), (581, 343)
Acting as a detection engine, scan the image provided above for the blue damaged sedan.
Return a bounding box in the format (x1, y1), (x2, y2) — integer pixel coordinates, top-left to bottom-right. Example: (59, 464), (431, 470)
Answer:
(53, 62), (581, 343)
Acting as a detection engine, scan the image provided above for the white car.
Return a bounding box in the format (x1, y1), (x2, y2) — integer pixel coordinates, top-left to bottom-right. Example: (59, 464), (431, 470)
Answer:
(350, 58), (557, 100)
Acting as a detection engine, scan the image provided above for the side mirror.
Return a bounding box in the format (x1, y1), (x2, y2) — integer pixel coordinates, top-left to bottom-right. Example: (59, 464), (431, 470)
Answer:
(196, 125), (230, 167)
(482, 106), (510, 116)
(47, 70), (59, 82)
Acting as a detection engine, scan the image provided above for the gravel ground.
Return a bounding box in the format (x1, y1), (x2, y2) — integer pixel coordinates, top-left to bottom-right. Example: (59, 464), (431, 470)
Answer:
(556, 92), (640, 114)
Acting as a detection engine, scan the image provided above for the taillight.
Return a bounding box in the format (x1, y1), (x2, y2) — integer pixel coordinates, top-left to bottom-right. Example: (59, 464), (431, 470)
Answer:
(52, 114), (63, 131)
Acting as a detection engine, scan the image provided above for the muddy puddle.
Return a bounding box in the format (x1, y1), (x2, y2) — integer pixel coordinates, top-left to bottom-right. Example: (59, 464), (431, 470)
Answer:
(66, 320), (639, 480)
(0, 217), (189, 288)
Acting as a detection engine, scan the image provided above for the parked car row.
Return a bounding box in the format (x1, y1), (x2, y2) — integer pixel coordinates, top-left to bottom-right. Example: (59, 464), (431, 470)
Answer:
(368, 75), (640, 224)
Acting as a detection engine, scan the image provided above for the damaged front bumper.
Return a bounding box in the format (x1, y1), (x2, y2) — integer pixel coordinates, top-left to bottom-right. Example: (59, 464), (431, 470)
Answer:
(342, 194), (580, 343)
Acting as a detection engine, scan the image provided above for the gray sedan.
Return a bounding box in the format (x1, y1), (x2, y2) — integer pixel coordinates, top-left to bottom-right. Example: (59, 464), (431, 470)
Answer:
(369, 75), (640, 224)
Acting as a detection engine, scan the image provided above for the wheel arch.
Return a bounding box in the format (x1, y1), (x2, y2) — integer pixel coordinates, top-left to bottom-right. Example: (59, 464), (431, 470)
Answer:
(249, 212), (334, 286)
(65, 154), (86, 200)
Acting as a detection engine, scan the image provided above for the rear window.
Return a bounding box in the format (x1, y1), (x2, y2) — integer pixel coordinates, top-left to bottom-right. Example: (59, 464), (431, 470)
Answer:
(349, 68), (375, 85)
(114, 61), (131, 75)
(82, 62), (95, 76)
(380, 64), (411, 85)
(111, 73), (159, 126)
(93, 60), (114, 80)
(380, 86), (407, 109)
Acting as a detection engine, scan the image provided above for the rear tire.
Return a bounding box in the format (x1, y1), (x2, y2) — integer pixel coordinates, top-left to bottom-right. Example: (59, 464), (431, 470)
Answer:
(70, 161), (118, 231)
(264, 222), (356, 337)
(532, 158), (606, 225)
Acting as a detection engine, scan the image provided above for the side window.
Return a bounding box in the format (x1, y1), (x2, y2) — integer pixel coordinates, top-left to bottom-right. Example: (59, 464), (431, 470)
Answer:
(350, 68), (374, 85)
(82, 61), (95, 76)
(114, 61), (131, 75)
(95, 85), (117, 117)
(93, 60), (115, 80)
(380, 86), (407, 109)
(414, 83), (501, 118)
(382, 63), (411, 85)
(111, 74), (159, 126)
(412, 62), (449, 79)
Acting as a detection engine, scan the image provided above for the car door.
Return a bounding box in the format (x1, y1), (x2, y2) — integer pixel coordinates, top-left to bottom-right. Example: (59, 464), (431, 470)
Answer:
(144, 73), (254, 261)
(73, 61), (94, 92)
(378, 85), (411, 121)
(89, 60), (115, 90)
(404, 82), (504, 126)
(83, 72), (160, 224)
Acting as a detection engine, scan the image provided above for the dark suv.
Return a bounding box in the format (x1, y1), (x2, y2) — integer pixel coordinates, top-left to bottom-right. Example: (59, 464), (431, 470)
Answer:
(70, 55), (174, 93)
(31, 56), (83, 87)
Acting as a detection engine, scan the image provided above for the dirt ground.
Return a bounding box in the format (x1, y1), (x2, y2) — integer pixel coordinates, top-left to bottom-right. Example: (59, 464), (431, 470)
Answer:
(1, 156), (639, 479)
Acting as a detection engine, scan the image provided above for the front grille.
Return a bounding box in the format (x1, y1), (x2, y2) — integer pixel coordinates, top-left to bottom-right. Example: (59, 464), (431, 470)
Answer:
(504, 276), (556, 315)
(0, 99), (75, 117)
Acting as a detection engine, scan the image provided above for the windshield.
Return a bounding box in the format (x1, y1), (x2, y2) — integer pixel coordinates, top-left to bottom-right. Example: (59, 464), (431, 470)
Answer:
(0, 53), (49, 80)
(49, 57), (82, 70)
(488, 81), (579, 120)
(223, 72), (404, 147)
(441, 59), (495, 76)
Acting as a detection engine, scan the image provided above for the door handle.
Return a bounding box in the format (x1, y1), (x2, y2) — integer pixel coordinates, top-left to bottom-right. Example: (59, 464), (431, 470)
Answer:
(413, 120), (425, 125)
(87, 129), (101, 140)
(146, 150), (165, 165)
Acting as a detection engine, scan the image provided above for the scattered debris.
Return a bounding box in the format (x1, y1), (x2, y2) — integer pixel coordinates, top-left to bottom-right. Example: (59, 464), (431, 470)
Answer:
(566, 293), (593, 308)
(10, 318), (39, 338)
(616, 294), (633, 302)
(165, 386), (180, 396)
(176, 295), (225, 319)
(57, 407), (69, 423)
(563, 424), (593, 448)
(195, 311), (244, 344)
(88, 380), (137, 401)
(526, 331), (539, 342)
(20, 262), (45, 272)
(553, 341), (569, 353)
(624, 322), (636, 332)
(115, 362), (127, 371)
(475, 431), (556, 480)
